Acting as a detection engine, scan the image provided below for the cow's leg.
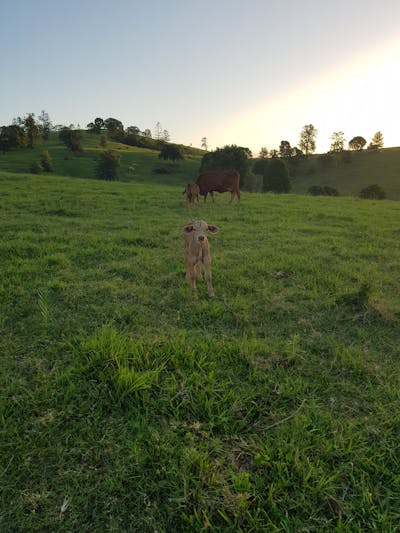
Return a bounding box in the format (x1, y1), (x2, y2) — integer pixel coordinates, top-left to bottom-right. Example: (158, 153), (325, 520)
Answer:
(203, 257), (214, 297)
(210, 191), (215, 203)
(195, 262), (202, 280)
(186, 262), (197, 289)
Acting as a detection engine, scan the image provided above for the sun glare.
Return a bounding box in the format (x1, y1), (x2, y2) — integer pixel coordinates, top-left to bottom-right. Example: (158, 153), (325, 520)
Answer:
(212, 38), (400, 154)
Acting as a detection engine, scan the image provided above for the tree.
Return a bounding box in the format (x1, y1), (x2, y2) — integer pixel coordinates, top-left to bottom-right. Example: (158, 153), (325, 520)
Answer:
(24, 113), (42, 148)
(143, 129), (152, 138)
(368, 131), (384, 150)
(158, 144), (184, 162)
(359, 184), (385, 199)
(201, 137), (208, 151)
(162, 129), (170, 142)
(279, 140), (293, 158)
(200, 144), (252, 188)
(0, 125), (27, 151)
(259, 146), (269, 158)
(330, 131), (345, 152)
(95, 150), (120, 180)
(299, 124), (317, 155)
(38, 110), (52, 140)
(348, 136), (366, 151)
(154, 122), (163, 140)
(59, 127), (83, 153)
(252, 158), (269, 176)
(104, 117), (124, 137)
(87, 117), (104, 134)
(262, 158), (291, 193)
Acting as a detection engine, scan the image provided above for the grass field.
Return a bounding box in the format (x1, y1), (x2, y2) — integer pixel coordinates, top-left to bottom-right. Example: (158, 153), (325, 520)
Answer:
(0, 132), (203, 187)
(1, 170), (400, 531)
(291, 147), (400, 200)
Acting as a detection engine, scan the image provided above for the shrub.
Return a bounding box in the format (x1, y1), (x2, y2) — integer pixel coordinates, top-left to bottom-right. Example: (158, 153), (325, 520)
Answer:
(359, 184), (386, 200)
(30, 161), (43, 174)
(95, 150), (120, 181)
(40, 150), (53, 172)
(308, 185), (339, 196)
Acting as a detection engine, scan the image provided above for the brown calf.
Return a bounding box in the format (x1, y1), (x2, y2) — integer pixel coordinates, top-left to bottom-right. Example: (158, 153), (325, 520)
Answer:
(183, 182), (200, 204)
(183, 220), (220, 297)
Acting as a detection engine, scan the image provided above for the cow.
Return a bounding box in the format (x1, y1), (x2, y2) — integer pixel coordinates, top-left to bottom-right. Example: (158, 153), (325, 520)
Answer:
(183, 220), (220, 297)
(183, 182), (200, 204)
(195, 169), (240, 203)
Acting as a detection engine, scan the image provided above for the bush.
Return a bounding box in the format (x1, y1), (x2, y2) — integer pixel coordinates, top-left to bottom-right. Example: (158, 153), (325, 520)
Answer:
(40, 150), (53, 172)
(95, 150), (120, 181)
(359, 184), (386, 200)
(308, 185), (339, 196)
(158, 144), (184, 162)
(30, 161), (43, 174)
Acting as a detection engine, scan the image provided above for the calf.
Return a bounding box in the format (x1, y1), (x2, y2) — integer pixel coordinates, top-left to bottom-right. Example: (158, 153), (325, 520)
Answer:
(183, 220), (220, 297)
(183, 182), (200, 204)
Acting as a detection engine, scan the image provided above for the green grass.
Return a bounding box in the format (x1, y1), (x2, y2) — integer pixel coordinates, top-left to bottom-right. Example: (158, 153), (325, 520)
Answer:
(291, 147), (400, 200)
(1, 171), (400, 531)
(0, 131), (203, 186)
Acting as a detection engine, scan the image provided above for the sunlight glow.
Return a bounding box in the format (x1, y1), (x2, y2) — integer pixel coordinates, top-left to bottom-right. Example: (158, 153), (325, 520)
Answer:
(211, 38), (400, 154)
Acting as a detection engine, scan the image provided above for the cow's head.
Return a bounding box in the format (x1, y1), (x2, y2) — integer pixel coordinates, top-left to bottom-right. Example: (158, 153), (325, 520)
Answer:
(183, 220), (220, 242)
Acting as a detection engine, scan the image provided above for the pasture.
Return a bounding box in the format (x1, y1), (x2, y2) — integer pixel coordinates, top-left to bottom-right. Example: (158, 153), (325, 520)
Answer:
(1, 171), (400, 531)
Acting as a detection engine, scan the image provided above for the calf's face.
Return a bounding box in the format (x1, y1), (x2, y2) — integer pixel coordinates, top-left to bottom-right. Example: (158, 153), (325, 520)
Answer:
(183, 220), (219, 242)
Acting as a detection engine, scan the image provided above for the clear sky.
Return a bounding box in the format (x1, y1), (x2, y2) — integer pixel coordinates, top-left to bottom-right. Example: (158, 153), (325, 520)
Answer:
(1, 0), (399, 154)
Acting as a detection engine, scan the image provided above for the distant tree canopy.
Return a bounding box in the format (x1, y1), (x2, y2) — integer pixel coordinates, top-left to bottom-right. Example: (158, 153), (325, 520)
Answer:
(279, 140), (294, 158)
(200, 144), (252, 187)
(0, 124), (27, 152)
(299, 124), (317, 155)
(104, 117), (124, 137)
(368, 131), (384, 150)
(87, 117), (105, 134)
(59, 127), (83, 153)
(262, 158), (291, 193)
(95, 150), (120, 180)
(158, 144), (185, 162)
(38, 110), (52, 140)
(24, 113), (42, 149)
(349, 136), (366, 151)
(330, 131), (345, 153)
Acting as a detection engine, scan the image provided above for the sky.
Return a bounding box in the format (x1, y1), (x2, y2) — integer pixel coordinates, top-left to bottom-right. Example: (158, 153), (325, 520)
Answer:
(1, 0), (399, 154)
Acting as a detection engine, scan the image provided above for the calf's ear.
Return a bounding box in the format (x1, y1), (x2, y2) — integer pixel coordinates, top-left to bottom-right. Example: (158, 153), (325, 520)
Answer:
(207, 225), (220, 234)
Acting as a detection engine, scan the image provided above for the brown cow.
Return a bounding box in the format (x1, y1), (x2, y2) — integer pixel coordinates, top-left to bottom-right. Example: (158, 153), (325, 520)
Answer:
(195, 169), (240, 203)
(183, 182), (200, 204)
(183, 220), (220, 297)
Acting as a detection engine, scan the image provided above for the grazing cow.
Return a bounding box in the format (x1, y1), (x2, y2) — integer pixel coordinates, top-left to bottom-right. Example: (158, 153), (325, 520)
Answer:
(183, 182), (200, 204)
(183, 220), (220, 297)
(195, 169), (240, 203)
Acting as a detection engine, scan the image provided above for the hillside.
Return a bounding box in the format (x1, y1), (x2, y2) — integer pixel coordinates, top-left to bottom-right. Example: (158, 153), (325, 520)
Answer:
(1, 133), (399, 199)
(0, 131), (203, 187)
(289, 147), (400, 200)
(1, 171), (400, 531)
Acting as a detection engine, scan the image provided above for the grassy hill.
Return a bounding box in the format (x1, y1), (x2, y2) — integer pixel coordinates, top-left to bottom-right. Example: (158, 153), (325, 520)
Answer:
(1, 133), (399, 199)
(0, 131), (203, 187)
(1, 170), (400, 530)
(290, 147), (400, 200)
